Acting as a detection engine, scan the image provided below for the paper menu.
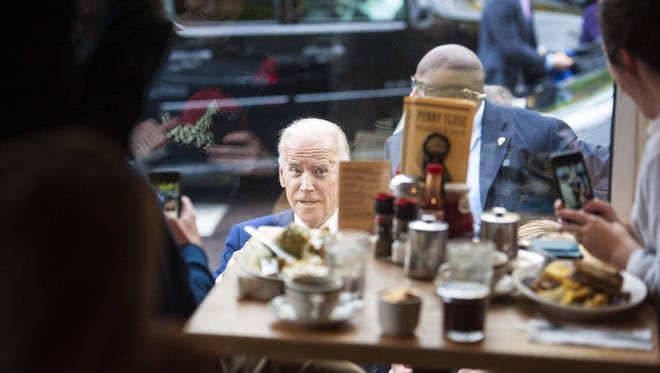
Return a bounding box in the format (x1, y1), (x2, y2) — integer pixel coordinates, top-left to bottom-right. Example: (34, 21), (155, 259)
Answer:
(338, 160), (391, 234)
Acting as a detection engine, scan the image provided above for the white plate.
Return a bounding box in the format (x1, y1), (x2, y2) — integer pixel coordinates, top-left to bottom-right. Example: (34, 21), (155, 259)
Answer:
(268, 295), (363, 327)
(237, 245), (283, 282)
(513, 249), (546, 270)
(512, 264), (648, 321)
(493, 274), (515, 299)
(237, 226), (329, 281)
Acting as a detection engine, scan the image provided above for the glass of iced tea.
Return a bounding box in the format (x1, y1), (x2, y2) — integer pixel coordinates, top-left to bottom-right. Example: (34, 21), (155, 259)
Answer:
(436, 238), (494, 343)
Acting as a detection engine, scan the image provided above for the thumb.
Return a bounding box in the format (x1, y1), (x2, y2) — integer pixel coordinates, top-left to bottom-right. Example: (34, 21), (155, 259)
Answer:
(159, 116), (181, 133)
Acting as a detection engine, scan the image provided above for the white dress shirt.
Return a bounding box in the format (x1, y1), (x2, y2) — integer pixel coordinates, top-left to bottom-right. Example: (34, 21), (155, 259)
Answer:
(466, 101), (485, 231)
(294, 209), (339, 232)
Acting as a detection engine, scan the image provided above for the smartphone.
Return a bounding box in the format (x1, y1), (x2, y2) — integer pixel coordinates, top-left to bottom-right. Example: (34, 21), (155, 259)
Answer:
(550, 151), (594, 210)
(529, 239), (583, 259)
(213, 110), (243, 145)
(148, 171), (182, 218)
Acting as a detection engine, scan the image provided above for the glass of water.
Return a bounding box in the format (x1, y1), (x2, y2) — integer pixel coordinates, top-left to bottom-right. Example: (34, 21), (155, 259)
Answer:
(324, 229), (370, 303)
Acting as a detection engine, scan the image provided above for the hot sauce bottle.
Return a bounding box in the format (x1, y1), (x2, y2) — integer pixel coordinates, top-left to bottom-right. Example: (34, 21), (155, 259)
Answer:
(374, 192), (395, 259)
(420, 163), (444, 222)
(391, 197), (417, 265)
(443, 182), (474, 238)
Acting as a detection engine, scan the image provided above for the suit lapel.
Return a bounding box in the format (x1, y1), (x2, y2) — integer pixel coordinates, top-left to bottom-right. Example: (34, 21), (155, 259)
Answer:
(272, 209), (294, 226)
(479, 102), (514, 207)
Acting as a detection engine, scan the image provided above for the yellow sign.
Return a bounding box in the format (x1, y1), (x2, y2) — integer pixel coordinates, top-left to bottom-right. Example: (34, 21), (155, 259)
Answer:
(400, 96), (476, 181)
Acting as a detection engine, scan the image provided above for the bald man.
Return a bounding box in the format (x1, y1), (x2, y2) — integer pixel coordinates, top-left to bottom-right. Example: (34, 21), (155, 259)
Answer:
(384, 44), (609, 229)
(214, 117), (350, 277)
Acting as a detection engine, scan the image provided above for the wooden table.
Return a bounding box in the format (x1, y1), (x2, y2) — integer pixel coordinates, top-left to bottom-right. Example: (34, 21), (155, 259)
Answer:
(185, 253), (660, 373)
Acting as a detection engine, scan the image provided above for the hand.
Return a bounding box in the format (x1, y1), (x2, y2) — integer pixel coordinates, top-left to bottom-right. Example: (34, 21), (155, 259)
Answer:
(537, 44), (548, 56)
(550, 51), (574, 70)
(556, 207), (639, 268)
(164, 195), (203, 247)
(389, 363), (414, 373)
(130, 117), (180, 158)
(206, 130), (274, 175)
(581, 199), (619, 223)
(554, 198), (619, 224)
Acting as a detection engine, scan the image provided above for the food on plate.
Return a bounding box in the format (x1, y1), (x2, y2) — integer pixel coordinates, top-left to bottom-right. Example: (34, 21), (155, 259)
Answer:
(572, 260), (625, 297)
(381, 286), (421, 303)
(243, 224), (330, 278)
(529, 260), (630, 308)
(277, 223), (313, 259)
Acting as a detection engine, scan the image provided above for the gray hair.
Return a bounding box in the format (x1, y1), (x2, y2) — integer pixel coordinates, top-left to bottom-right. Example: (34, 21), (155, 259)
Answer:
(277, 117), (350, 165)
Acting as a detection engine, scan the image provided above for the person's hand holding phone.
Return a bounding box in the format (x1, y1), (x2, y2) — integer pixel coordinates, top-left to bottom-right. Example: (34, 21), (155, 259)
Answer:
(550, 151), (594, 211)
(164, 195), (203, 247)
(130, 117), (181, 159)
(206, 130), (273, 175)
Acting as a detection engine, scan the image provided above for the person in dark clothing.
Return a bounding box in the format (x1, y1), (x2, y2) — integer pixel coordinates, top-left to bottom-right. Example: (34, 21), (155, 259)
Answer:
(4, 0), (213, 320)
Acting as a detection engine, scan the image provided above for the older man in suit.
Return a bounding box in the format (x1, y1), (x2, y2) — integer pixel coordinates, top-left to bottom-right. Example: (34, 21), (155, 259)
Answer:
(477, 0), (574, 96)
(214, 117), (350, 277)
(384, 44), (610, 232)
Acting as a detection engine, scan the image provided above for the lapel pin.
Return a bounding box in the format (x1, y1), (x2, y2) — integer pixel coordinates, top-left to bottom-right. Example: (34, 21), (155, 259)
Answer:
(497, 137), (506, 146)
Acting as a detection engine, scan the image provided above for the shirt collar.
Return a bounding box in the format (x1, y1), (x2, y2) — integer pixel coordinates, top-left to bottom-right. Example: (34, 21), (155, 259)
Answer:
(294, 209), (338, 232)
(471, 101), (485, 149)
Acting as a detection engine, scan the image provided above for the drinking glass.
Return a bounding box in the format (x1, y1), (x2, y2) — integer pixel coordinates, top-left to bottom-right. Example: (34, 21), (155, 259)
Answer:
(325, 229), (370, 303)
(436, 238), (494, 343)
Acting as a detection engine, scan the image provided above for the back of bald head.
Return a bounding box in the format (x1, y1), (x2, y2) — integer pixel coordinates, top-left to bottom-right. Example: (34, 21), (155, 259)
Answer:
(277, 118), (350, 165)
(416, 44), (484, 90)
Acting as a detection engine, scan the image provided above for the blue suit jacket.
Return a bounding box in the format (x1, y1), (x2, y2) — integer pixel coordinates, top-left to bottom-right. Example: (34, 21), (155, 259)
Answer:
(213, 209), (294, 277)
(478, 0), (545, 95)
(383, 101), (610, 215)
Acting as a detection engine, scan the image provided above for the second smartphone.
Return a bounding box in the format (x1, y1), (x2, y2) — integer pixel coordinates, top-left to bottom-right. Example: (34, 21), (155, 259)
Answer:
(550, 150), (594, 210)
(148, 171), (183, 218)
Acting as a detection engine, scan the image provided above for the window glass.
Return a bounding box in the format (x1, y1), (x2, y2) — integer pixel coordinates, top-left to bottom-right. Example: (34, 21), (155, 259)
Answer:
(143, 0), (613, 269)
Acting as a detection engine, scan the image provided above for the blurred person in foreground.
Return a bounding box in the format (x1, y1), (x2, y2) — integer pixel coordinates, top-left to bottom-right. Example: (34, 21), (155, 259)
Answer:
(555, 0), (660, 311)
(214, 117), (349, 277)
(3, 2), (362, 372)
(0, 129), (219, 372)
(384, 44), (610, 231)
(5, 0), (213, 320)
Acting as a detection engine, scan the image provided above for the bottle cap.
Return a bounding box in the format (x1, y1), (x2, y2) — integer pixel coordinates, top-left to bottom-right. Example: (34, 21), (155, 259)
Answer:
(394, 198), (417, 220)
(374, 193), (395, 214)
(426, 163), (443, 175)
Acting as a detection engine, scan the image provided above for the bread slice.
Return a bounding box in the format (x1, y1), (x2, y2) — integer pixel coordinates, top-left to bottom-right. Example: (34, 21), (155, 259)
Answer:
(572, 260), (629, 300)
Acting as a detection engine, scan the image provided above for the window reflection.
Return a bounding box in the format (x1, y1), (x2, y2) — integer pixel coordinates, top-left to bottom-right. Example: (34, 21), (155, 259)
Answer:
(143, 0), (613, 267)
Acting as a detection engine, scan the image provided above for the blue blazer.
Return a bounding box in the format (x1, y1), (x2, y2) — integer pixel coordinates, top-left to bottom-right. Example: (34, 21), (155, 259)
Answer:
(383, 101), (610, 214)
(214, 209), (294, 277)
(478, 0), (545, 94)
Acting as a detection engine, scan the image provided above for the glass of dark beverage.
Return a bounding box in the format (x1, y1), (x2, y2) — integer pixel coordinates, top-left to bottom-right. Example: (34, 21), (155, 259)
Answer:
(436, 239), (494, 343)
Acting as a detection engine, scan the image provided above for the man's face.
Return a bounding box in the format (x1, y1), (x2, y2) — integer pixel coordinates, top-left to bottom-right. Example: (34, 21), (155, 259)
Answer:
(279, 132), (340, 228)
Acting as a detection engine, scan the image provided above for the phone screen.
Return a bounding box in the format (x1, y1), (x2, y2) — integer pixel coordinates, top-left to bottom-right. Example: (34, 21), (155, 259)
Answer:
(148, 172), (182, 218)
(551, 151), (593, 210)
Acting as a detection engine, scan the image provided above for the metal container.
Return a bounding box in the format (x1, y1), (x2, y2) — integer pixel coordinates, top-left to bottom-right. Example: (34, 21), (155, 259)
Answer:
(389, 173), (423, 201)
(404, 215), (449, 279)
(480, 207), (520, 260)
